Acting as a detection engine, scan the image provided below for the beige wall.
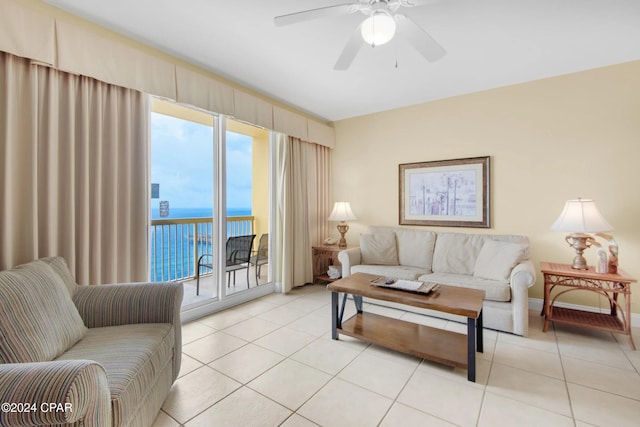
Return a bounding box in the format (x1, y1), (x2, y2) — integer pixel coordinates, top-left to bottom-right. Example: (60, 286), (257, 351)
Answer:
(333, 61), (640, 313)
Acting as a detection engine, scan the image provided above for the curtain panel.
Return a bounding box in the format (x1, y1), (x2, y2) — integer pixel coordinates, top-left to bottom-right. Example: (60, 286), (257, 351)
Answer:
(274, 134), (332, 292)
(0, 52), (148, 285)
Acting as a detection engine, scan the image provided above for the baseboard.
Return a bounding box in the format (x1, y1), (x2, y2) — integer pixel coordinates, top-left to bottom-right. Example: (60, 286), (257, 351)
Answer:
(528, 298), (640, 328)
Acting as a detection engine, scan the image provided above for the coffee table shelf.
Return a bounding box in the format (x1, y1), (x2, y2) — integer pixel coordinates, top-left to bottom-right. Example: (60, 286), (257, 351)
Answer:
(340, 312), (468, 369)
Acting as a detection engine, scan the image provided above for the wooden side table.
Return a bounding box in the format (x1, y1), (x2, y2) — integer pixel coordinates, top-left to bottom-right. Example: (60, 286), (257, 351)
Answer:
(312, 245), (345, 283)
(540, 262), (637, 349)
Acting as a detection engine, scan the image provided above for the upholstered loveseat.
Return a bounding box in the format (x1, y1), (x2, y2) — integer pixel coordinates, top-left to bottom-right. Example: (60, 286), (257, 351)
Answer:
(338, 226), (536, 336)
(0, 257), (183, 426)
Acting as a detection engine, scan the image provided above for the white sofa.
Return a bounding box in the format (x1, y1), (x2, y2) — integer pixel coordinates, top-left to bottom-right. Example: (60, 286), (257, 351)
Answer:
(338, 226), (536, 336)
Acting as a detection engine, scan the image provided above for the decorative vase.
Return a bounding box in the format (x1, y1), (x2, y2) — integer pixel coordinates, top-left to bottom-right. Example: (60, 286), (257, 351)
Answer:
(595, 233), (618, 275)
(596, 248), (608, 274)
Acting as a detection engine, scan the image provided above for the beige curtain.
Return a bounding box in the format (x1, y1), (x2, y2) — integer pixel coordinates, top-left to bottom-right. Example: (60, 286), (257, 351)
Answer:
(0, 52), (148, 285)
(274, 134), (332, 293)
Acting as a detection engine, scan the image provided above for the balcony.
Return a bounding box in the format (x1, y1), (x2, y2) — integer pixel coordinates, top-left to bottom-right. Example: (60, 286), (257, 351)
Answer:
(151, 216), (268, 306)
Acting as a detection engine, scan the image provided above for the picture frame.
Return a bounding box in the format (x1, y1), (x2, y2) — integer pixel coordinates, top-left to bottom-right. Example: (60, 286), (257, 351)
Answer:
(399, 156), (490, 228)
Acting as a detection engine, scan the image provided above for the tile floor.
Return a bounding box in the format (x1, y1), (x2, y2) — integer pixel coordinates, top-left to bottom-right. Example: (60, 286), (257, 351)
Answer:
(153, 284), (640, 427)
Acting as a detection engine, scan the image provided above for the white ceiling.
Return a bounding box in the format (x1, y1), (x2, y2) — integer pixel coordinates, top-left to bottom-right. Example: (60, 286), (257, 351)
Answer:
(45, 0), (640, 122)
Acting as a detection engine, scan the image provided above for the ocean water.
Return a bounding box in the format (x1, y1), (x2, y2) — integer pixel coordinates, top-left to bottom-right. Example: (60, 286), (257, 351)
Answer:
(150, 207), (252, 281)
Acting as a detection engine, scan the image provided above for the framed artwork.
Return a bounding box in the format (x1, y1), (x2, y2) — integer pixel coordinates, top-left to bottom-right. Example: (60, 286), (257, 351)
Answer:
(399, 156), (490, 228)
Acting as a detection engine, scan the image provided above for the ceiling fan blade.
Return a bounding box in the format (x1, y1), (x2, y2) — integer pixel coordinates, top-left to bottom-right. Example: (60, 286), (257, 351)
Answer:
(274, 3), (359, 27)
(399, 0), (443, 7)
(334, 25), (365, 71)
(395, 14), (446, 62)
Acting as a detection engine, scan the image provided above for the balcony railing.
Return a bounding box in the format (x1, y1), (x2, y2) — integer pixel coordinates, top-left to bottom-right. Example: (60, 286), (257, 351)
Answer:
(150, 216), (254, 282)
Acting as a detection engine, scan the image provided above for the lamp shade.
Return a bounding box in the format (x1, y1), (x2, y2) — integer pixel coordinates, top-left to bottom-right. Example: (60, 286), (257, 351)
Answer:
(361, 11), (396, 46)
(328, 202), (357, 222)
(551, 198), (613, 233)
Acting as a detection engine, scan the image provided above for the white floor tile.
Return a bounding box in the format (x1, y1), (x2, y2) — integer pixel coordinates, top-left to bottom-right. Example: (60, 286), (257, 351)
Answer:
(254, 326), (317, 356)
(290, 336), (365, 375)
(562, 355), (640, 400)
(493, 340), (564, 379)
(178, 353), (203, 378)
(556, 324), (633, 369)
(279, 414), (320, 427)
(198, 309), (251, 330)
(151, 411), (180, 427)
(398, 369), (484, 427)
(298, 377), (393, 427)
(185, 386), (291, 427)
(197, 309), (252, 330)
(487, 363), (572, 416)
(229, 299), (281, 317)
(287, 312), (331, 337)
(281, 294), (330, 313)
(162, 366), (241, 424)
(181, 321), (217, 344)
(221, 316), (281, 341)
(380, 403), (457, 427)
(182, 331), (247, 364)
(257, 304), (309, 325)
(208, 342), (285, 384)
(569, 383), (640, 427)
(338, 350), (418, 398)
(248, 358), (332, 411)
(478, 392), (574, 427)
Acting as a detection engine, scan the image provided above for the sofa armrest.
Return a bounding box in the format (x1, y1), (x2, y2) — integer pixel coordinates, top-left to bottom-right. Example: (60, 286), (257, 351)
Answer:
(337, 248), (361, 278)
(73, 281), (183, 328)
(0, 360), (110, 426)
(509, 260), (537, 336)
(510, 260), (536, 290)
(73, 281), (183, 380)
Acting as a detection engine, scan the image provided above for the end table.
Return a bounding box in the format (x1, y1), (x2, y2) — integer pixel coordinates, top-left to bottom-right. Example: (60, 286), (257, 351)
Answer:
(541, 262), (637, 350)
(312, 245), (345, 284)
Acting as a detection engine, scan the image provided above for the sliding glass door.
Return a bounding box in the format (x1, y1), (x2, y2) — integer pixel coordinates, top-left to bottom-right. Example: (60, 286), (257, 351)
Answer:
(150, 98), (272, 320)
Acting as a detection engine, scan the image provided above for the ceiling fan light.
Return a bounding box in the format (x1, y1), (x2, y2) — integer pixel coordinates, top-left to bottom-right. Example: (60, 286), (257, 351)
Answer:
(361, 11), (396, 46)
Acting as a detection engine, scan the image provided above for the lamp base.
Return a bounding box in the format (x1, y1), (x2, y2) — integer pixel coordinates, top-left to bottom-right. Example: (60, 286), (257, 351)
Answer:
(565, 232), (592, 270)
(336, 222), (349, 249)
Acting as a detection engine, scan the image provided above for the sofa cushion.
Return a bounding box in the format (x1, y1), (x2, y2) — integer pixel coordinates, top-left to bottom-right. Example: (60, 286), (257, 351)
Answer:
(0, 260), (88, 363)
(351, 264), (429, 280)
(394, 228), (436, 270)
(360, 232), (398, 265)
(56, 323), (174, 426)
(419, 272), (511, 302)
(473, 240), (528, 282)
(432, 233), (487, 275)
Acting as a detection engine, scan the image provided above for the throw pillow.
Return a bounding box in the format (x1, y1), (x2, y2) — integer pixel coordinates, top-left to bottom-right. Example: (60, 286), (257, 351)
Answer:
(360, 232), (399, 265)
(0, 260), (88, 363)
(473, 240), (528, 282)
(39, 256), (78, 296)
(432, 233), (486, 275)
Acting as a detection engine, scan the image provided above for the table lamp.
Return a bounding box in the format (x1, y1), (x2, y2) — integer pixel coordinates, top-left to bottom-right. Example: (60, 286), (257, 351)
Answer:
(328, 202), (357, 248)
(551, 198), (613, 270)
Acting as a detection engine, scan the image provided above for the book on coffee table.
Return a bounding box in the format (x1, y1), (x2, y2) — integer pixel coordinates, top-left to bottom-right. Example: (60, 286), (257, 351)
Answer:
(370, 277), (438, 294)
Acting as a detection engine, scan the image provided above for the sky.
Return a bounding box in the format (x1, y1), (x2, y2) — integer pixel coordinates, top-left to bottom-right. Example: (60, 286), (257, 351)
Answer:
(150, 112), (252, 214)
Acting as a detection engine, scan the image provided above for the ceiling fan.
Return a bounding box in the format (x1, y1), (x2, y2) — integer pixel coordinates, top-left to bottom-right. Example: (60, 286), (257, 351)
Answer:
(274, 0), (447, 70)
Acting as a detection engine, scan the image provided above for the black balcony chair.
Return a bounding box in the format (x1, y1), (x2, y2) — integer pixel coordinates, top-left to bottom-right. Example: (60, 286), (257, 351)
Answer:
(249, 233), (268, 286)
(196, 234), (256, 295)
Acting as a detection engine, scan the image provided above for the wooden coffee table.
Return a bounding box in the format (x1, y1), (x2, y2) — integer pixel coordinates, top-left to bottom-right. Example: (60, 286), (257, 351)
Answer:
(327, 272), (485, 382)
